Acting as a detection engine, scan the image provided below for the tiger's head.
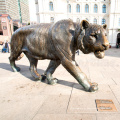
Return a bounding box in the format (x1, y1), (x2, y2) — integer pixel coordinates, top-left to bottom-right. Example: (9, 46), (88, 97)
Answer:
(77, 20), (109, 59)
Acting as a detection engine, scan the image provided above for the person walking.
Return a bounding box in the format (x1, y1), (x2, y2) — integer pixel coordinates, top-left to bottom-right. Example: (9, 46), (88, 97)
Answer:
(4, 41), (9, 53)
(2, 40), (9, 53)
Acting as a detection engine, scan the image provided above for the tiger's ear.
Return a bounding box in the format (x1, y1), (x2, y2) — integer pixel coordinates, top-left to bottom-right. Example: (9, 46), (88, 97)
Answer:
(103, 24), (107, 29)
(80, 20), (90, 29)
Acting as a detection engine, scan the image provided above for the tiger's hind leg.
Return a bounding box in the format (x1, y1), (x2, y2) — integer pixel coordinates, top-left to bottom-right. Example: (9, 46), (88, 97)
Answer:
(24, 52), (41, 81)
(9, 53), (21, 72)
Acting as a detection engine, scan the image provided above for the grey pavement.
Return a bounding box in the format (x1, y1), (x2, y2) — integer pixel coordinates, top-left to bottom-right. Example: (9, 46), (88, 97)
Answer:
(0, 48), (120, 120)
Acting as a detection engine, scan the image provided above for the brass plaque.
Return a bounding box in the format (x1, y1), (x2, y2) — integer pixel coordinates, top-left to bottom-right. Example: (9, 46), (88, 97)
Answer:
(95, 99), (117, 112)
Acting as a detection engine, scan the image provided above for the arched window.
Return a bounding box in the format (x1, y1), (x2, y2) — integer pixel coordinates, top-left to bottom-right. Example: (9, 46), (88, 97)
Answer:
(49, 2), (53, 11)
(93, 18), (97, 24)
(76, 18), (80, 23)
(50, 17), (54, 23)
(68, 4), (71, 13)
(94, 4), (98, 13)
(76, 4), (80, 13)
(102, 4), (106, 13)
(85, 4), (89, 13)
(102, 18), (106, 25)
(119, 18), (120, 26)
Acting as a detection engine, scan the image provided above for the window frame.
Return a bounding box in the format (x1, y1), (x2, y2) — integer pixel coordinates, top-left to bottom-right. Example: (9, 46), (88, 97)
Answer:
(119, 18), (120, 26)
(76, 18), (80, 23)
(93, 18), (97, 24)
(102, 4), (106, 13)
(94, 4), (98, 13)
(85, 4), (89, 13)
(102, 18), (106, 25)
(50, 17), (54, 23)
(76, 4), (80, 13)
(86, 18), (89, 22)
(49, 2), (53, 11)
(68, 4), (71, 13)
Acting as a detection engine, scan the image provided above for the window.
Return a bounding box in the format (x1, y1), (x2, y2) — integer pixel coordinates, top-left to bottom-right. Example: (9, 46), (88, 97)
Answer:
(68, 4), (71, 13)
(49, 2), (53, 11)
(94, 4), (98, 13)
(50, 17), (54, 23)
(76, 18), (80, 23)
(119, 18), (120, 26)
(85, 4), (89, 13)
(93, 18), (97, 24)
(86, 18), (89, 22)
(102, 4), (106, 13)
(76, 4), (80, 13)
(102, 18), (106, 24)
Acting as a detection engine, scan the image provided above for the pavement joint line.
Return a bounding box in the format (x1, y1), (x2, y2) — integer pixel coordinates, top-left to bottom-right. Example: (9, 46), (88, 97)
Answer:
(30, 84), (48, 120)
(111, 78), (117, 85)
(113, 66), (119, 71)
(96, 113), (97, 120)
(31, 106), (41, 120)
(101, 71), (104, 78)
(31, 96), (48, 120)
(66, 83), (74, 114)
(108, 85), (120, 106)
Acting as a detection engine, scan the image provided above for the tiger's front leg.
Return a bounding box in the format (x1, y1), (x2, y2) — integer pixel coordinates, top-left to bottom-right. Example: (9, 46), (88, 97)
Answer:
(42, 60), (61, 85)
(61, 58), (98, 92)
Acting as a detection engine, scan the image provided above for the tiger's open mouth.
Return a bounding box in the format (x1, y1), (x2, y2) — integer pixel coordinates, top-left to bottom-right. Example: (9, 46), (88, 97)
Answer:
(94, 50), (105, 59)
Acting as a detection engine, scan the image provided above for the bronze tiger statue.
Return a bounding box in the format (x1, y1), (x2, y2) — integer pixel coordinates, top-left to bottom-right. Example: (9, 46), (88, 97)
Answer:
(9, 20), (109, 92)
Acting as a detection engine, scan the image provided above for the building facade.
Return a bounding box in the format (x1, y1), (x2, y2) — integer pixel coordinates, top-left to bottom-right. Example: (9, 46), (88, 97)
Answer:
(0, 14), (13, 42)
(34, 0), (120, 47)
(0, 0), (30, 23)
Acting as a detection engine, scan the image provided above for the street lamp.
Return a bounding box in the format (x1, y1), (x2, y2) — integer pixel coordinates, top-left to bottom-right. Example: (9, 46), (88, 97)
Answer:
(18, 0), (22, 23)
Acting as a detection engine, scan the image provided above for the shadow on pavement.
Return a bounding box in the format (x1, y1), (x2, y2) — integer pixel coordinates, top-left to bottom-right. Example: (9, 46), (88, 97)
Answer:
(58, 79), (85, 91)
(0, 63), (85, 91)
(0, 63), (45, 81)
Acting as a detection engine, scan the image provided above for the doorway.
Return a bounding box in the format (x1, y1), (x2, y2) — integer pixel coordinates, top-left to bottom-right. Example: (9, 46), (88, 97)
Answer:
(0, 31), (3, 35)
(116, 33), (120, 48)
(117, 33), (120, 44)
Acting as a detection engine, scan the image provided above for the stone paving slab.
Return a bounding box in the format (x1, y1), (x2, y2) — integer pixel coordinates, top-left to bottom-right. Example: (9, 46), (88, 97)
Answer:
(67, 84), (120, 113)
(88, 70), (116, 85)
(0, 95), (47, 120)
(96, 113), (120, 120)
(37, 95), (70, 114)
(109, 85), (120, 104)
(33, 114), (96, 120)
(40, 81), (73, 95)
(111, 78), (120, 85)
